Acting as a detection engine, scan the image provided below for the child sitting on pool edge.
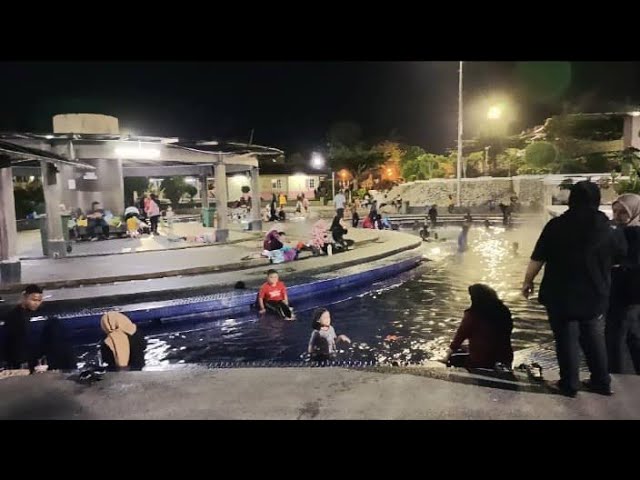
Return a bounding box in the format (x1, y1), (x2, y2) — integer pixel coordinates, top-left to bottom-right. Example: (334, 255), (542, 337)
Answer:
(308, 308), (351, 361)
(257, 269), (293, 319)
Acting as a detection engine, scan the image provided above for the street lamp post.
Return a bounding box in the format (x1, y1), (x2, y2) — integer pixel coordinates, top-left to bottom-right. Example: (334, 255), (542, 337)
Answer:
(484, 145), (490, 175)
(457, 61), (463, 207)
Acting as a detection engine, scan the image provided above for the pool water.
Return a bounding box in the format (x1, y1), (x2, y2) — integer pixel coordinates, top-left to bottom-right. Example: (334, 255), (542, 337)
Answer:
(75, 220), (554, 369)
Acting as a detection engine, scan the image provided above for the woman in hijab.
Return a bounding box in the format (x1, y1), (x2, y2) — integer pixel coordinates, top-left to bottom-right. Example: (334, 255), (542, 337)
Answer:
(263, 229), (284, 252)
(608, 193), (640, 374)
(329, 211), (349, 250)
(100, 312), (146, 371)
(311, 220), (330, 255)
(442, 284), (513, 369)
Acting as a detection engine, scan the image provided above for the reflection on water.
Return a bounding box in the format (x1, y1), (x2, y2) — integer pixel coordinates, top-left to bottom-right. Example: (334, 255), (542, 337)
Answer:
(75, 219), (555, 368)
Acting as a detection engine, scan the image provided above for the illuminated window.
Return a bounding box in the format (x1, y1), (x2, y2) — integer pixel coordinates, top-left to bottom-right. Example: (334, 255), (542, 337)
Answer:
(271, 179), (282, 190)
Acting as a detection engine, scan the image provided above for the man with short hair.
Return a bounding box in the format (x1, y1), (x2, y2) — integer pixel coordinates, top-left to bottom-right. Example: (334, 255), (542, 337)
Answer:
(1, 284), (44, 370)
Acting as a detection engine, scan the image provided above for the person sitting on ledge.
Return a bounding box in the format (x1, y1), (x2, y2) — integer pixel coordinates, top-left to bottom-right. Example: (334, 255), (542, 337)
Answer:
(1, 284), (44, 371)
(87, 201), (110, 241)
(310, 220), (332, 255)
(100, 312), (146, 371)
(263, 228), (284, 252)
(441, 284), (513, 370)
(257, 269), (293, 319)
(330, 211), (350, 250)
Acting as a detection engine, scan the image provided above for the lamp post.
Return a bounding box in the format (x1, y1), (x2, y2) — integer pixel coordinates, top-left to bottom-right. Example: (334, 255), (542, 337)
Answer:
(456, 61), (463, 207)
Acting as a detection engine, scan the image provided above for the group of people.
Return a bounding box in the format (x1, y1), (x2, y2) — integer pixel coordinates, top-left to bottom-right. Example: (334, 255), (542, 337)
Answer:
(1, 284), (146, 375)
(522, 182), (640, 396)
(441, 181), (640, 398)
(265, 193), (291, 222)
(69, 193), (162, 242)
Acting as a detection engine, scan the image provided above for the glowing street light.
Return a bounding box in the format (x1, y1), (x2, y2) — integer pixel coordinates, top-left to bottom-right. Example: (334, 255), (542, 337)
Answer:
(311, 152), (325, 169)
(487, 105), (503, 120)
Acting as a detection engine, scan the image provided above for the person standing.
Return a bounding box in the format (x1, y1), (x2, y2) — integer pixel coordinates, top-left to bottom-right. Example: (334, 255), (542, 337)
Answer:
(608, 194), (640, 374)
(522, 181), (627, 397)
(333, 190), (346, 218)
(302, 193), (310, 215)
(270, 193), (278, 222)
(350, 201), (360, 228)
(146, 194), (161, 236)
(428, 204), (438, 228)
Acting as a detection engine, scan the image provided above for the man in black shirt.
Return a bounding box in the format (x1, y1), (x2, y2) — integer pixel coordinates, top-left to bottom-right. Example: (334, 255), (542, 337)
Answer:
(2, 284), (44, 370)
(522, 181), (627, 397)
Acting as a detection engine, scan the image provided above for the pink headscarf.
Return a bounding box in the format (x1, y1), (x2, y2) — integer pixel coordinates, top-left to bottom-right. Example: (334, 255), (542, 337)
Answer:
(311, 220), (328, 249)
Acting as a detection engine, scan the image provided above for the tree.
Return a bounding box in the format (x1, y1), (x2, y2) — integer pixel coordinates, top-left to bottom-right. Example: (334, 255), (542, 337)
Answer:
(241, 185), (251, 195)
(124, 177), (149, 206)
(185, 185), (198, 204)
(402, 145), (427, 165)
(465, 152), (485, 177)
(328, 142), (384, 188)
(525, 141), (558, 169)
(160, 177), (192, 206)
(401, 153), (451, 180)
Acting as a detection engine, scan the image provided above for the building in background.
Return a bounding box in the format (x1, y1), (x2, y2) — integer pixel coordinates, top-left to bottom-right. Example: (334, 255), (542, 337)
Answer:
(257, 164), (325, 201)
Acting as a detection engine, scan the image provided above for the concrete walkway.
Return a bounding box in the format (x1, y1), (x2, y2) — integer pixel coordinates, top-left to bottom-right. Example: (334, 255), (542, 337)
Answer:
(1, 219), (396, 294)
(1, 367), (638, 419)
(0, 225), (421, 313)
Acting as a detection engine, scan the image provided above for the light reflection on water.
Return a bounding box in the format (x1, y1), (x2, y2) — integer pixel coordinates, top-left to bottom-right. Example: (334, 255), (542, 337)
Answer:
(76, 220), (554, 368)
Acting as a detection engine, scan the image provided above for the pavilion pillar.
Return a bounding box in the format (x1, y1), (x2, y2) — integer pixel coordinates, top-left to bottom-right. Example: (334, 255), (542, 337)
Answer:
(0, 164), (21, 282)
(214, 157), (229, 242)
(41, 160), (67, 258)
(249, 166), (262, 231)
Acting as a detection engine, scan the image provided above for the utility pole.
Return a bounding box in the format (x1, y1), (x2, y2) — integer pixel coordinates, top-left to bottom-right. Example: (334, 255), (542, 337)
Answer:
(457, 61), (463, 206)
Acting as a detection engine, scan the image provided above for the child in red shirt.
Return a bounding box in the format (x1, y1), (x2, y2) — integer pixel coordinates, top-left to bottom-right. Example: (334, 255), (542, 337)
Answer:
(258, 269), (293, 319)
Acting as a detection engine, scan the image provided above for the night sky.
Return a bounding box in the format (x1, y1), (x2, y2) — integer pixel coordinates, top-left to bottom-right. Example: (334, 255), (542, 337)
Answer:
(1, 61), (639, 156)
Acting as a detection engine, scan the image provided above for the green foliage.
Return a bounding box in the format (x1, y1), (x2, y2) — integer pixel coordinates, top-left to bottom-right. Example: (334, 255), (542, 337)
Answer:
(401, 153), (450, 180)
(525, 142), (558, 168)
(241, 185), (251, 194)
(160, 177), (192, 206)
(124, 177), (149, 206)
(14, 180), (44, 218)
(545, 115), (623, 141)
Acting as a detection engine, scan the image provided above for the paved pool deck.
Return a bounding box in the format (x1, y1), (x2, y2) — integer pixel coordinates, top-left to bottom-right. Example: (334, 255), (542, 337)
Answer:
(1, 366), (638, 419)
